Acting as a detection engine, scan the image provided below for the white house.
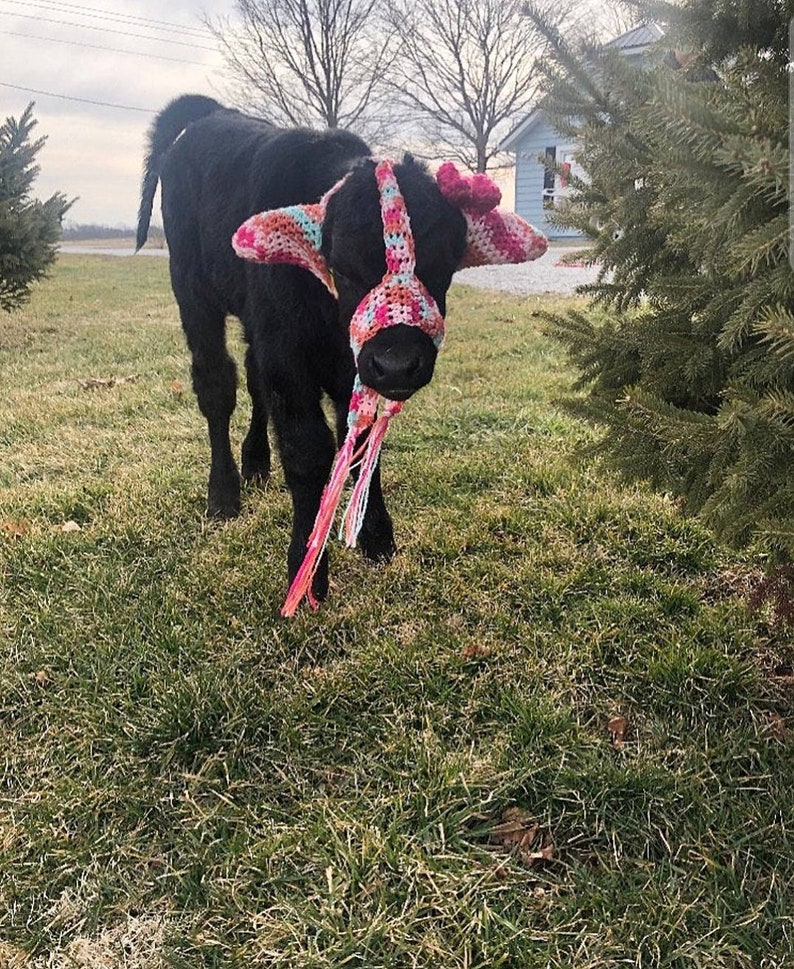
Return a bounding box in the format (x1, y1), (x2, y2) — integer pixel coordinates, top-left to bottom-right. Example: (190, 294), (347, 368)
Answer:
(499, 23), (665, 239)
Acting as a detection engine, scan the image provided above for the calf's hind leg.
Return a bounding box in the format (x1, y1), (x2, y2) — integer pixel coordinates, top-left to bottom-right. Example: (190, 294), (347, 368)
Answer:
(181, 308), (241, 518)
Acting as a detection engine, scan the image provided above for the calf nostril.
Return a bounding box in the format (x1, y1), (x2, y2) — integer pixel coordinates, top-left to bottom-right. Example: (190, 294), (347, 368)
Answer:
(368, 352), (424, 385)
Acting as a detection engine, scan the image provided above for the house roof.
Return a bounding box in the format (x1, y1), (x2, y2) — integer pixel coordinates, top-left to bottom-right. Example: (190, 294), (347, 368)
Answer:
(499, 22), (664, 151)
(499, 108), (544, 151)
(604, 21), (664, 52)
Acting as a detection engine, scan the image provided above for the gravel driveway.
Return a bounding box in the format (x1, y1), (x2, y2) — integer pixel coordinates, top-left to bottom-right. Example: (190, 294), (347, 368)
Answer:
(456, 245), (599, 295)
(61, 243), (599, 297)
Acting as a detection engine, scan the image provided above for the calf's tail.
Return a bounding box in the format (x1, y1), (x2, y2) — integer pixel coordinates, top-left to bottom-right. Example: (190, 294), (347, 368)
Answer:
(136, 94), (223, 252)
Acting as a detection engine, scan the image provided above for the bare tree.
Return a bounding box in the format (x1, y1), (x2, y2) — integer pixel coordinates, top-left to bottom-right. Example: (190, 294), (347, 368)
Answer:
(385, 0), (551, 172)
(561, 0), (637, 43)
(206, 0), (390, 136)
(594, 1), (637, 41)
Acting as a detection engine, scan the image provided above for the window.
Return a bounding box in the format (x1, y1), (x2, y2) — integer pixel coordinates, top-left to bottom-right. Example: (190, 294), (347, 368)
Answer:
(542, 146), (556, 208)
(546, 145), (587, 211)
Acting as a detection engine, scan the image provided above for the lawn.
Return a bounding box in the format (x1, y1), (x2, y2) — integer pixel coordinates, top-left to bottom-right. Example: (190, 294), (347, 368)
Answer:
(0, 255), (791, 968)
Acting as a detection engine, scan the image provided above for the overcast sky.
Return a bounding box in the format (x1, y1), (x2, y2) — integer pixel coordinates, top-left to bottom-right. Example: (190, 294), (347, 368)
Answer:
(1, 0), (237, 227)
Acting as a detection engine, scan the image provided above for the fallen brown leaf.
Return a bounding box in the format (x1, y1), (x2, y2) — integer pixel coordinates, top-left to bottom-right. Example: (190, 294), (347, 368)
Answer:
(528, 843), (555, 863)
(77, 374), (140, 390)
(33, 670), (51, 687)
(170, 379), (185, 397)
(461, 642), (491, 660)
(764, 712), (787, 742)
(56, 520), (82, 533)
(490, 807), (537, 844)
(1, 519), (29, 538)
(489, 861), (508, 881)
(487, 807), (555, 868)
(607, 715), (628, 750)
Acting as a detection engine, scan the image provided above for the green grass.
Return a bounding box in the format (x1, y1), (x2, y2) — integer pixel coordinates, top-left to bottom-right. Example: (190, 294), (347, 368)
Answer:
(1, 255), (792, 968)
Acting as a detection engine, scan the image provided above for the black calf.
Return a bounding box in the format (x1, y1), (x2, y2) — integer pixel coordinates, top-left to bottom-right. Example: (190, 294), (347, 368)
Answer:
(137, 95), (466, 602)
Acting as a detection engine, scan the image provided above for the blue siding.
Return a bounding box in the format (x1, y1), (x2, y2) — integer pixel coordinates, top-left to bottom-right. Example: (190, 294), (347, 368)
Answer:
(506, 25), (661, 239)
(513, 117), (582, 240)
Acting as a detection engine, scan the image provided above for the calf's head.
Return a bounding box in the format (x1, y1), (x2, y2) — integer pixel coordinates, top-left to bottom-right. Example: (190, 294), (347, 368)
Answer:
(232, 157), (547, 402)
(320, 157), (465, 401)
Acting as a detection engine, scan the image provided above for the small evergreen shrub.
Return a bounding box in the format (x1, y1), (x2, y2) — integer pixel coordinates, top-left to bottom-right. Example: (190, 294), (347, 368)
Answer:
(0, 103), (72, 311)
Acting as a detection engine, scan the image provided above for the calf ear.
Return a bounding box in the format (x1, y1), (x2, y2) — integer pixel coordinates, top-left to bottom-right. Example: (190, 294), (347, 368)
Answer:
(232, 202), (337, 296)
(459, 209), (548, 269)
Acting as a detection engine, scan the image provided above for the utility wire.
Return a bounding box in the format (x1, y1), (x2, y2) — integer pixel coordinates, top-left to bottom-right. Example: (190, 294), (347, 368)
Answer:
(0, 0), (209, 38)
(0, 9), (218, 50)
(0, 29), (212, 65)
(0, 80), (155, 112)
(0, 30), (208, 67)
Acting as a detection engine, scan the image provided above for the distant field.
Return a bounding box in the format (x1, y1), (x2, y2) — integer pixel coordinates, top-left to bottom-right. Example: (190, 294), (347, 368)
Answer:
(0, 254), (792, 968)
(60, 237), (166, 251)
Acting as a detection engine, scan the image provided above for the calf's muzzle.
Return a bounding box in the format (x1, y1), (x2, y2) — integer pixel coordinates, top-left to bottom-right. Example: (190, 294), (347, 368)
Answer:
(356, 324), (437, 401)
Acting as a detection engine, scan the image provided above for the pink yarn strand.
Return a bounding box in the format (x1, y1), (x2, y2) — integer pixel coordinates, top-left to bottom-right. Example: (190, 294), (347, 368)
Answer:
(280, 428), (359, 617)
(342, 409), (395, 547)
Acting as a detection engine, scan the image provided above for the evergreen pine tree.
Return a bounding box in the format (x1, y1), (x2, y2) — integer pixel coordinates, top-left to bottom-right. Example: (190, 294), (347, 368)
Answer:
(525, 0), (794, 561)
(0, 103), (72, 312)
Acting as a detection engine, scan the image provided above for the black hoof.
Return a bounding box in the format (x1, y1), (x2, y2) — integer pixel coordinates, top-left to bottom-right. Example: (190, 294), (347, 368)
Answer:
(207, 495), (241, 519)
(242, 440), (270, 485)
(359, 522), (397, 563)
(207, 463), (240, 518)
(242, 467), (270, 488)
(207, 469), (241, 519)
(311, 573), (329, 603)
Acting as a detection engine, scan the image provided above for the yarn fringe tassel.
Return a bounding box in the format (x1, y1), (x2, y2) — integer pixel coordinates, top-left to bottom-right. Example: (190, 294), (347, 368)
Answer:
(342, 403), (401, 547)
(280, 399), (403, 617)
(280, 430), (358, 618)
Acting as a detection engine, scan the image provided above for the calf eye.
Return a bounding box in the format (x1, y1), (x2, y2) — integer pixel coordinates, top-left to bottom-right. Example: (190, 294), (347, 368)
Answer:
(335, 267), (382, 293)
(420, 271), (452, 300)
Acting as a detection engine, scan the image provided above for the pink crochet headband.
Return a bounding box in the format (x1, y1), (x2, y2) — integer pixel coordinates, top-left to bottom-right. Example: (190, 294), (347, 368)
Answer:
(233, 160), (547, 615)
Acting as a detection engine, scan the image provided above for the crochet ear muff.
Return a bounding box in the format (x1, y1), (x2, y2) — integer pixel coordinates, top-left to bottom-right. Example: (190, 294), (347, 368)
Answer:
(232, 175), (350, 295)
(436, 161), (548, 266)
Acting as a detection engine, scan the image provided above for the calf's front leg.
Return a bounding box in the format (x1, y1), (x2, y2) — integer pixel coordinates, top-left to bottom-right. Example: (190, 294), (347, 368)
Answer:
(351, 452), (396, 563)
(271, 387), (337, 603)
